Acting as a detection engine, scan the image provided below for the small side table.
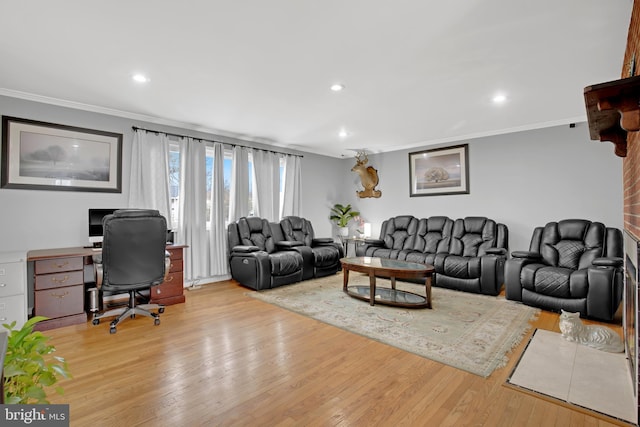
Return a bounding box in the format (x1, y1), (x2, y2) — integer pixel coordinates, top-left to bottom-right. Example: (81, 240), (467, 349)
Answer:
(341, 237), (366, 257)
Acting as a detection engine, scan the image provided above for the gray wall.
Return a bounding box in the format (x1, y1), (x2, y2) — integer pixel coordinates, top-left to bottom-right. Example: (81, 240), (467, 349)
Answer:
(0, 95), (623, 258)
(334, 122), (623, 253)
(0, 95), (329, 252)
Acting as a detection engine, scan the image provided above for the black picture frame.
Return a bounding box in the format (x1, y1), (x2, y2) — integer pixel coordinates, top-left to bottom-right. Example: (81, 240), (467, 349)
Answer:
(408, 144), (469, 197)
(1, 116), (122, 193)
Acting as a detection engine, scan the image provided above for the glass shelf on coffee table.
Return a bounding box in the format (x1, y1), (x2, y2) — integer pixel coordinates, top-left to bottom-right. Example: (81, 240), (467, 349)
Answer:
(340, 257), (434, 308)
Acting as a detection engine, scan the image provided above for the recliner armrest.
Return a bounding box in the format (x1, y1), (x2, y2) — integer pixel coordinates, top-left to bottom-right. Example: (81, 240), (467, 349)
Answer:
(592, 257), (623, 268)
(276, 241), (304, 249)
(511, 251), (541, 260)
(486, 248), (506, 256)
(312, 237), (334, 245)
(363, 238), (384, 246)
(231, 245), (261, 253)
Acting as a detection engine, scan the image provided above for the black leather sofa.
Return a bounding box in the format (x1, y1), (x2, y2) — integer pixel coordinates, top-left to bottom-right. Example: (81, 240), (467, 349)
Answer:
(227, 216), (342, 290)
(355, 215), (509, 296)
(504, 219), (623, 321)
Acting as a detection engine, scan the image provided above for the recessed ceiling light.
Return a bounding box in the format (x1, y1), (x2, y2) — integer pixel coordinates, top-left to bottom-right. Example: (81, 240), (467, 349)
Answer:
(331, 83), (345, 92)
(132, 73), (149, 83)
(492, 93), (507, 104)
(338, 129), (348, 138)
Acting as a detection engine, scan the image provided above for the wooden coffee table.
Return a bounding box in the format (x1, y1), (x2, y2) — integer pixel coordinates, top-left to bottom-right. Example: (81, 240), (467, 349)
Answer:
(340, 257), (434, 308)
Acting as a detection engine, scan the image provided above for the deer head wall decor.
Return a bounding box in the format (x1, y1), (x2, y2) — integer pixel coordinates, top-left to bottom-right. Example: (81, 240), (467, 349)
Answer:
(351, 151), (381, 198)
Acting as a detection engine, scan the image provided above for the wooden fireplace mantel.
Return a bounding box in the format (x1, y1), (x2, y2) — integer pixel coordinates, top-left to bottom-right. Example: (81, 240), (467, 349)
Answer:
(584, 74), (640, 158)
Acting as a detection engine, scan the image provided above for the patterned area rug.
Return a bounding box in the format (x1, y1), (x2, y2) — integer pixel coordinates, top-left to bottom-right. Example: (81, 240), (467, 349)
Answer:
(247, 273), (540, 377)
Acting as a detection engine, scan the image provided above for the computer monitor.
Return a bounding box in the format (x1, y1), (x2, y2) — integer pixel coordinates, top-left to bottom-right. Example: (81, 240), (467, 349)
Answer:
(88, 208), (120, 246)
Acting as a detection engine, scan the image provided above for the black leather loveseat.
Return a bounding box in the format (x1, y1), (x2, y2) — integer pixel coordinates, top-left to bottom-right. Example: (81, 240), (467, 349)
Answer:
(227, 216), (343, 290)
(356, 215), (508, 296)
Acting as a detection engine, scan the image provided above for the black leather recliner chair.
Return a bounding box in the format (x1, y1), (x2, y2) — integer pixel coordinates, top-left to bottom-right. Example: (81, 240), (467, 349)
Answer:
(279, 216), (343, 279)
(505, 219), (623, 321)
(227, 217), (304, 290)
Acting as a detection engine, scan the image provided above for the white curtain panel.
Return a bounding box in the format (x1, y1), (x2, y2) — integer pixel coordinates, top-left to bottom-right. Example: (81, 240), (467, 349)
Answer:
(229, 145), (250, 221)
(177, 137), (209, 281)
(128, 130), (172, 220)
(281, 154), (302, 218)
(209, 142), (229, 276)
(253, 150), (280, 221)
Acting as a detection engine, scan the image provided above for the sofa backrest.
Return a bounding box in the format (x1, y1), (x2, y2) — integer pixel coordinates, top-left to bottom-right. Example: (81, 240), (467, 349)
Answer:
(236, 216), (276, 253)
(412, 216), (453, 254)
(280, 216), (314, 246)
(529, 219), (620, 270)
(379, 215), (419, 250)
(448, 217), (506, 257)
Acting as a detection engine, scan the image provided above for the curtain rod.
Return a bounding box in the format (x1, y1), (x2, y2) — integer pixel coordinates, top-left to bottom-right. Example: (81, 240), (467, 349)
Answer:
(131, 126), (303, 158)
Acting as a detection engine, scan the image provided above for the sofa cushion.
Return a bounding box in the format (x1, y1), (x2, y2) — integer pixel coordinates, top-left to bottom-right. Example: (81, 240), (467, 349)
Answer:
(269, 251), (303, 276)
(412, 216), (452, 254)
(539, 220), (606, 270)
(381, 215), (418, 251)
(448, 217), (500, 257)
(237, 217), (276, 253)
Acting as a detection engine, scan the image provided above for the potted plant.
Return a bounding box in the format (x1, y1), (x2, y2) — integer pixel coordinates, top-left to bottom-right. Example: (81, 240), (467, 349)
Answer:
(330, 203), (360, 237)
(3, 316), (71, 404)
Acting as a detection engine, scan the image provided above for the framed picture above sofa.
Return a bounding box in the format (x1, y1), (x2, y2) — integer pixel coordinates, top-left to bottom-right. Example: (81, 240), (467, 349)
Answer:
(408, 144), (469, 197)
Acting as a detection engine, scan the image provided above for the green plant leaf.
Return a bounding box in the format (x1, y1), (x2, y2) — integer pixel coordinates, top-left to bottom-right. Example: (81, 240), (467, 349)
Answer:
(3, 316), (69, 404)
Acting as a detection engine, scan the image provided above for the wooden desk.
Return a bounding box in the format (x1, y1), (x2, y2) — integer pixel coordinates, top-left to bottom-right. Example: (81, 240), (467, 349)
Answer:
(27, 245), (187, 331)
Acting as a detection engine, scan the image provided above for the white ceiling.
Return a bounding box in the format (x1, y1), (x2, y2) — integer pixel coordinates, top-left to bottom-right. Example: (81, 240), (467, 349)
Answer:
(0, 1), (633, 158)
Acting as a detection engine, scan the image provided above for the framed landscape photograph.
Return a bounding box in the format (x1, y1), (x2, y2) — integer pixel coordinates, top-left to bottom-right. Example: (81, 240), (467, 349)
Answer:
(408, 144), (469, 197)
(1, 116), (122, 192)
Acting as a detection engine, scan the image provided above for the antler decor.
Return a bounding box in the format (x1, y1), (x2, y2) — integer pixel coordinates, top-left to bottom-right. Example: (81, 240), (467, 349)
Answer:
(351, 150), (381, 198)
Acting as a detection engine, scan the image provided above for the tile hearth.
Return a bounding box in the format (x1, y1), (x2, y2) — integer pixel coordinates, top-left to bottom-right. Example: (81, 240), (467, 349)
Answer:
(507, 329), (636, 424)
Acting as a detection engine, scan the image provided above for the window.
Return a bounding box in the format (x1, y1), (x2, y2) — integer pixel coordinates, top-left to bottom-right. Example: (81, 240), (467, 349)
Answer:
(168, 145), (281, 231)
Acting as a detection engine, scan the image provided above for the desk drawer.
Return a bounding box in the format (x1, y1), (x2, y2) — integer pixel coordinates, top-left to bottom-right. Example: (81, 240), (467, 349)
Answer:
(168, 258), (183, 274)
(35, 284), (84, 318)
(168, 248), (183, 261)
(153, 272), (183, 298)
(35, 270), (84, 290)
(0, 262), (25, 297)
(35, 257), (83, 275)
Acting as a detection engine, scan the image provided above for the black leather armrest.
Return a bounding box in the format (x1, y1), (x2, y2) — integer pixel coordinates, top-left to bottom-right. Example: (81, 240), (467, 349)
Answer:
(231, 245), (260, 253)
(486, 248), (506, 256)
(312, 237), (334, 245)
(276, 241), (304, 249)
(511, 251), (541, 259)
(364, 238), (384, 246)
(593, 257), (623, 268)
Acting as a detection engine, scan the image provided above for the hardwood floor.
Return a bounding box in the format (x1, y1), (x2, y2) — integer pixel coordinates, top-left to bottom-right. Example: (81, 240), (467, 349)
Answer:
(44, 279), (628, 426)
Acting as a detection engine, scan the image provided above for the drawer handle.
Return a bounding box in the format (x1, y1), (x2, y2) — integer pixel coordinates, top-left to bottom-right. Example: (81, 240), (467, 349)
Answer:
(52, 275), (69, 284)
(166, 276), (173, 282)
(0, 317), (6, 321)
(0, 283), (6, 287)
(54, 261), (69, 269)
(51, 291), (69, 299)
(0, 268), (5, 275)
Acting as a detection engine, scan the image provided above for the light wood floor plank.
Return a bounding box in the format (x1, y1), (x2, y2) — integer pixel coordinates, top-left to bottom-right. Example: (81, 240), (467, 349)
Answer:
(42, 279), (626, 426)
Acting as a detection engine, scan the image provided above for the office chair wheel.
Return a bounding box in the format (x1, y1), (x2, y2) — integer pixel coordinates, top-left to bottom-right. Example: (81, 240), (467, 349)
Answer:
(92, 318), (100, 325)
(154, 318), (160, 326)
(158, 307), (165, 313)
(110, 326), (117, 334)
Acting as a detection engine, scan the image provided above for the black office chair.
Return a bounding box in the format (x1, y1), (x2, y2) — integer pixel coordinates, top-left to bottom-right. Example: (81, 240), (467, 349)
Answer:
(92, 209), (168, 334)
